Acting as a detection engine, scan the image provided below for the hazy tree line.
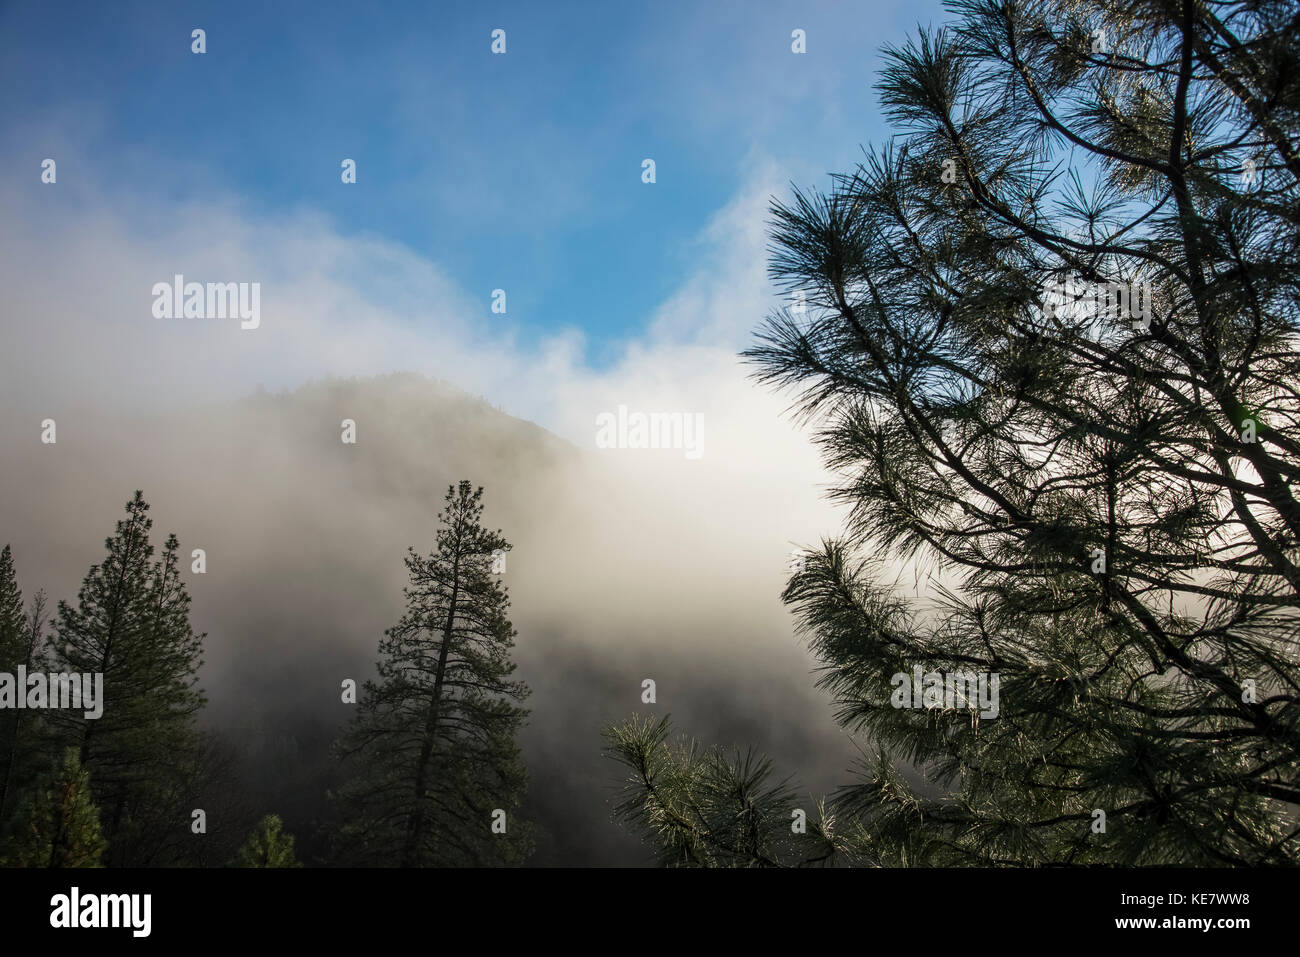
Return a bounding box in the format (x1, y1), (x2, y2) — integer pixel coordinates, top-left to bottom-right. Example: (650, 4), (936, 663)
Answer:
(607, 0), (1300, 865)
(0, 481), (529, 867)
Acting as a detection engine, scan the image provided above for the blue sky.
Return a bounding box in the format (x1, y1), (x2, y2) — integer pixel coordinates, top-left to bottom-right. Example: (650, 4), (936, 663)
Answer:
(2, 0), (947, 369)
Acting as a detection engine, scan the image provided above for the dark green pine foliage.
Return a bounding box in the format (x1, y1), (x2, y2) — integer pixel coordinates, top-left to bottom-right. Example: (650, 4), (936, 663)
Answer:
(0, 545), (50, 841)
(234, 814), (301, 867)
(53, 492), (206, 866)
(611, 0), (1300, 865)
(604, 715), (844, 867)
(332, 481), (531, 866)
(0, 545), (24, 678)
(3, 748), (107, 868)
(0, 545), (28, 830)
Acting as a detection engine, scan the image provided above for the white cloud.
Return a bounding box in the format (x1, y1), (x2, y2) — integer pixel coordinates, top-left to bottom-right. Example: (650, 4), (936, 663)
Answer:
(2, 136), (850, 644)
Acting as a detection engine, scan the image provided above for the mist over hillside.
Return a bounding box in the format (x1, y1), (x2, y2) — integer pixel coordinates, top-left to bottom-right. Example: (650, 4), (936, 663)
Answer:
(0, 372), (857, 865)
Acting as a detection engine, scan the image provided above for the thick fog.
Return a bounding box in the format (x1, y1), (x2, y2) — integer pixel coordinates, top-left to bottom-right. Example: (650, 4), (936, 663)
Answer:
(0, 159), (889, 863)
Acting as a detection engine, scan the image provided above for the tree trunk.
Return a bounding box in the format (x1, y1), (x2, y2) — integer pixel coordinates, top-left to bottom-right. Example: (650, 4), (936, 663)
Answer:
(401, 555), (460, 867)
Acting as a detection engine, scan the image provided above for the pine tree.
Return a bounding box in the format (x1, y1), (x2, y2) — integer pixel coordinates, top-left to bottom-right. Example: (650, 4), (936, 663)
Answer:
(604, 715), (842, 867)
(332, 481), (531, 866)
(234, 814), (301, 867)
(0, 545), (26, 829)
(612, 0), (1300, 865)
(0, 545), (23, 675)
(53, 492), (207, 866)
(0, 547), (49, 838)
(3, 748), (107, 868)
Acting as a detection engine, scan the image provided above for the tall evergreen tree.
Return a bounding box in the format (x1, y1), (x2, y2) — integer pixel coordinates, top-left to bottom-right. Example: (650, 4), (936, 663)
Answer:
(3, 748), (107, 868)
(332, 481), (531, 866)
(0, 545), (27, 830)
(53, 492), (206, 866)
(0, 547), (49, 838)
(611, 0), (1300, 865)
(0, 545), (23, 675)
